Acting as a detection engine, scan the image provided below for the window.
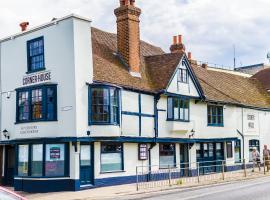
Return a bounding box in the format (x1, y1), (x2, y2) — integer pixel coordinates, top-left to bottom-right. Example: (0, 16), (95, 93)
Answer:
(178, 68), (188, 83)
(159, 144), (176, 168)
(90, 86), (120, 125)
(31, 144), (43, 176)
(27, 37), (45, 72)
(45, 144), (65, 177)
(16, 85), (57, 123)
(167, 96), (189, 121)
(207, 105), (223, 126)
(235, 140), (241, 163)
(226, 142), (233, 158)
(196, 143), (202, 158)
(100, 143), (123, 172)
(249, 140), (260, 162)
(18, 145), (29, 176)
(17, 143), (68, 177)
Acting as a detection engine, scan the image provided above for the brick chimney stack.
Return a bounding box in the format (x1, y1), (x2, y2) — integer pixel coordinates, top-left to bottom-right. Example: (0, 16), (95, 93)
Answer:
(114, 0), (141, 76)
(170, 35), (186, 53)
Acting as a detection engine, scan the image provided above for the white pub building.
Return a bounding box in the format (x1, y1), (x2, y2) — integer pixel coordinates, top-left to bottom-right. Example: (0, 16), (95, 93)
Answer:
(0, 0), (270, 193)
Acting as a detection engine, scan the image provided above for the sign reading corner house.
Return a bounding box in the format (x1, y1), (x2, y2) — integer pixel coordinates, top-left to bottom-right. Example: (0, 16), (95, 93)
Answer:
(23, 71), (51, 86)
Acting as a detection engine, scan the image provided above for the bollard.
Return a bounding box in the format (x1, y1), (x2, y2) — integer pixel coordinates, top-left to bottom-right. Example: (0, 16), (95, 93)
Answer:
(222, 161), (225, 180)
(197, 163), (200, 183)
(243, 159), (247, 177)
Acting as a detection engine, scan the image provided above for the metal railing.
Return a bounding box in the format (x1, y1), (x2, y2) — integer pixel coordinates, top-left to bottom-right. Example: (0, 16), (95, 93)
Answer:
(136, 159), (268, 191)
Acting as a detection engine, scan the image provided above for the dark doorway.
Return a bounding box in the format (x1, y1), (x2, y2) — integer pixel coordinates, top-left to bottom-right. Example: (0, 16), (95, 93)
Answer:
(180, 144), (189, 177)
(80, 144), (93, 186)
(4, 146), (15, 186)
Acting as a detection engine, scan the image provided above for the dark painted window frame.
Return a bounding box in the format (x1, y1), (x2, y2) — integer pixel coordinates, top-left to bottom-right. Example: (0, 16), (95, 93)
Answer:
(167, 96), (190, 122)
(100, 142), (124, 173)
(27, 36), (45, 74)
(16, 84), (57, 124)
(177, 68), (188, 83)
(207, 104), (224, 127)
(15, 142), (69, 178)
(159, 143), (176, 169)
(226, 141), (233, 158)
(88, 85), (121, 126)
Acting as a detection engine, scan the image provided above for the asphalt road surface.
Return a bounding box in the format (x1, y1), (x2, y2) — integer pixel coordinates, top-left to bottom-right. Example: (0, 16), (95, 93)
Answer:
(135, 177), (270, 200)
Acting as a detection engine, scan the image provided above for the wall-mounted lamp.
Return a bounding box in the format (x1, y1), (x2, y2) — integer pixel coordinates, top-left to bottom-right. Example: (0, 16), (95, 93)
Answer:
(189, 129), (195, 138)
(87, 131), (91, 137)
(3, 129), (10, 139)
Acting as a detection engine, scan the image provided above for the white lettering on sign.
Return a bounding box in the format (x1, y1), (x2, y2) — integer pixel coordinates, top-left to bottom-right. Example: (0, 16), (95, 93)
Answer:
(20, 126), (39, 134)
(23, 71), (51, 86)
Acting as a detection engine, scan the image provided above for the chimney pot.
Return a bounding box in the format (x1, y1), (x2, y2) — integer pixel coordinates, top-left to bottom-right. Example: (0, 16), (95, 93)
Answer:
(178, 35), (182, 44)
(201, 63), (208, 69)
(20, 22), (29, 32)
(188, 52), (192, 60)
(173, 36), (177, 45)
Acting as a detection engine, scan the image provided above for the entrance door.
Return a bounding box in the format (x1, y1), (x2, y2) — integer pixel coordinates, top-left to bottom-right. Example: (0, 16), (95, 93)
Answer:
(180, 144), (189, 177)
(5, 146), (15, 186)
(80, 144), (93, 186)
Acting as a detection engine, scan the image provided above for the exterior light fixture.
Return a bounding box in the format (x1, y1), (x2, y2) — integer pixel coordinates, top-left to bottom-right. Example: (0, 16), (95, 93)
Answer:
(189, 129), (195, 138)
(3, 129), (10, 139)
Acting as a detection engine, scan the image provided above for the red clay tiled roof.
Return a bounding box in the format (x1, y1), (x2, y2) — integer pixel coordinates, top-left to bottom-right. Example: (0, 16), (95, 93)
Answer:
(91, 27), (270, 108)
(252, 68), (270, 91)
(192, 65), (270, 108)
(91, 27), (164, 93)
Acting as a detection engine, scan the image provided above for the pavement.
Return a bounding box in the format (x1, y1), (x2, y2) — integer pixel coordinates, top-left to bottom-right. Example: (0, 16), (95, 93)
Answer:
(18, 170), (269, 200)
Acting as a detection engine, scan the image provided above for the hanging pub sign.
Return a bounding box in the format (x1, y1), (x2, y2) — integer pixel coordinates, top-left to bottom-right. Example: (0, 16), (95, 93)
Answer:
(138, 144), (148, 160)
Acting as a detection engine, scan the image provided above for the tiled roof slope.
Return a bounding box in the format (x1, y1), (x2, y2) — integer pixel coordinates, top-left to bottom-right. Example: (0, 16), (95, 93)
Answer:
(252, 68), (270, 91)
(91, 27), (164, 92)
(191, 65), (270, 108)
(91, 27), (270, 108)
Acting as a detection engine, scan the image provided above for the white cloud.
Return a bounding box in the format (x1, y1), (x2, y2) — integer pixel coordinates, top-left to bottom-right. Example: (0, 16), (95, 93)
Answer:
(0, 0), (270, 67)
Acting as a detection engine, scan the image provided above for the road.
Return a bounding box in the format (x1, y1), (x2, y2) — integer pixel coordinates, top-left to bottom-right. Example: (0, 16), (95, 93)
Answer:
(131, 177), (270, 200)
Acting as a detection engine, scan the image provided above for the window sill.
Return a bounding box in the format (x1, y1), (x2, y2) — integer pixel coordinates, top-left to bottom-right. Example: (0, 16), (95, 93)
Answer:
(15, 119), (57, 124)
(26, 68), (46, 74)
(207, 124), (224, 127)
(14, 176), (69, 179)
(89, 122), (120, 126)
(167, 119), (190, 123)
(100, 170), (125, 174)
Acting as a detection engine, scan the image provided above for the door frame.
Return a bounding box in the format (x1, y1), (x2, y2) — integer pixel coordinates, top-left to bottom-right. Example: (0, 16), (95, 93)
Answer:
(79, 143), (94, 186)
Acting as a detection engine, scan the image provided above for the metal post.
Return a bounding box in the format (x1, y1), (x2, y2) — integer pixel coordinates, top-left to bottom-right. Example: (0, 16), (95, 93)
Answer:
(168, 165), (172, 186)
(222, 161), (225, 180)
(136, 166), (139, 191)
(243, 159), (247, 177)
(264, 157), (266, 175)
(197, 162), (200, 183)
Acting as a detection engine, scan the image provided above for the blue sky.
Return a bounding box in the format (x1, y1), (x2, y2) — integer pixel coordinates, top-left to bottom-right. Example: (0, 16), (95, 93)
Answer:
(1, 0), (270, 68)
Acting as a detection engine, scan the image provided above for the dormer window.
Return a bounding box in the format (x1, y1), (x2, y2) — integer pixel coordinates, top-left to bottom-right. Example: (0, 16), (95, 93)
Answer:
(27, 36), (45, 73)
(89, 86), (120, 125)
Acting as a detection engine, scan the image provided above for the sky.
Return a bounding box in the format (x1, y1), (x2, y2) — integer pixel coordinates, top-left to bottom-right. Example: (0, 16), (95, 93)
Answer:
(1, 0), (270, 68)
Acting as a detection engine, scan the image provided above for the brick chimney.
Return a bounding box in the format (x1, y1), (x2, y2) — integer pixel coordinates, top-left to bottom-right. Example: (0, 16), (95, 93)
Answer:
(170, 35), (185, 53)
(20, 22), (29, 31)
(114, 0), (141, 76)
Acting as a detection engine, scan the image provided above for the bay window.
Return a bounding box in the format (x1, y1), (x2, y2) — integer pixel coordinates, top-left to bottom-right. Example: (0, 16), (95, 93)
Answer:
(89, 86), (120, 125)
(16, 84), (57, 123)
(17, 143), (68, 177)
(167, 96), (189, 121)
(100, 143), (123, 172)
